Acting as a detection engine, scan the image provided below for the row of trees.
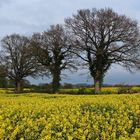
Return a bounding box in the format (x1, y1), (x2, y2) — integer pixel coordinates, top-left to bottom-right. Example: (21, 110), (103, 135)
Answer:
(0, 8), (140, 93)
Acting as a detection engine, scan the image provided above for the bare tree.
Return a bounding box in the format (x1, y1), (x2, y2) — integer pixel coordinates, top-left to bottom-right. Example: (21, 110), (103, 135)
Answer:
(1, 34), (39, 93)
(0, 65), (8, 88)
(32, 24), (76, 93)
(65, 8), (140, 93)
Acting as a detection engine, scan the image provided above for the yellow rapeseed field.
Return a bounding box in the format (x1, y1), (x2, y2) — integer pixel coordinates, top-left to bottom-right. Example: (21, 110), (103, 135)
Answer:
(0, 90), (140, 139)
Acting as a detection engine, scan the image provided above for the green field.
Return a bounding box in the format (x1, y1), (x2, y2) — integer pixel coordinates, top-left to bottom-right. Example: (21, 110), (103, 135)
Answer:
(0, 91), (140, 139)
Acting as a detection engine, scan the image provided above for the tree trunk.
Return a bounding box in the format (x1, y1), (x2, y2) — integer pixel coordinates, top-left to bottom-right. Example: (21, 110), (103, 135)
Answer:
(94, 78), (101, 94)
(15, 80), (22, 93)
(52, 70), (61, 93)
(94, 70), (103, 94)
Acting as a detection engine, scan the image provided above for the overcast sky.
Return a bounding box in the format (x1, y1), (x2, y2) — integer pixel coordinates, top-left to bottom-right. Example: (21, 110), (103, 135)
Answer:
(1, 0), (140, 85)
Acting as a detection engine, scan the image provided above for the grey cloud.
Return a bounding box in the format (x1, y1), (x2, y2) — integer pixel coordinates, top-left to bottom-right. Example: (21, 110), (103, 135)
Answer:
(104, 66), (140, 85)
(0, 17), (46, 36)
(0, 0), (11, 6)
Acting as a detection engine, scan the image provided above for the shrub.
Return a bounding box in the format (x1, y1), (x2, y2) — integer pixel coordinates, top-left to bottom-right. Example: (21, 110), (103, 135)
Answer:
(78, 88), (94, 94)
(117, 86), (132, 94)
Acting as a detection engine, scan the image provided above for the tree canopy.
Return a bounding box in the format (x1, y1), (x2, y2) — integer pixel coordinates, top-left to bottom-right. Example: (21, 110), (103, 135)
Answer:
(31, 24), (76, 92)
(65, 8), (140, 93)
(1, 34), (39, 92)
